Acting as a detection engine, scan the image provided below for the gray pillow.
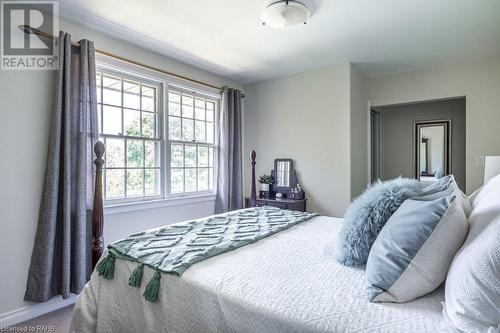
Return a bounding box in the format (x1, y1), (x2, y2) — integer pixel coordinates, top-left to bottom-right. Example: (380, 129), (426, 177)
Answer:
(366, 190), (469, 303)
(337, 178), (422, 267)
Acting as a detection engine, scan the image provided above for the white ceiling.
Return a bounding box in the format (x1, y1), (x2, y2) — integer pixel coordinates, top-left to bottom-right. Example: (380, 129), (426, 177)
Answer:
(59, 0), (500, 84)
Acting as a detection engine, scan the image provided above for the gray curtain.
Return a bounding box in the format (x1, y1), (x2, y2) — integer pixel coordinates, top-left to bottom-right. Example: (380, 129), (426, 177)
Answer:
(215, 87), (243, 213)
(24, 32), (98, 302)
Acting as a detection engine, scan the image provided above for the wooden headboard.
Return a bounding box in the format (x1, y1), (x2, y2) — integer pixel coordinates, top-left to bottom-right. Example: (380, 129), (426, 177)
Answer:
(92, 141), (105, 269)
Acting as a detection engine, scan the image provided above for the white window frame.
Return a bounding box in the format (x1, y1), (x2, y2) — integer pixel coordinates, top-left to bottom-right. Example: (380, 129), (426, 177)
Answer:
(96, 55), (220, 211)
(166, 85), (219, 198)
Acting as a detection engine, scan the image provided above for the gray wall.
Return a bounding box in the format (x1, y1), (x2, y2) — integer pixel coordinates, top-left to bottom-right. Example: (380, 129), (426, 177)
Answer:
(377, 98), (466, 190)
(350, 65), (369, 199)
(243, 64), (352, 217)
(369, 57), (500, 195)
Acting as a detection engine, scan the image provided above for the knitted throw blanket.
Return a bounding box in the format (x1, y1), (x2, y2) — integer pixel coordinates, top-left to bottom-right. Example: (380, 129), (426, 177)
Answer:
(96, 207), (318, 302)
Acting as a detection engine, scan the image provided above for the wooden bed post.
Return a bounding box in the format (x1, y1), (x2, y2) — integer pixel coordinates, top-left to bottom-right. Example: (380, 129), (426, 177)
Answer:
(250, 150), (257, 207)
(92, 141), (105, 269)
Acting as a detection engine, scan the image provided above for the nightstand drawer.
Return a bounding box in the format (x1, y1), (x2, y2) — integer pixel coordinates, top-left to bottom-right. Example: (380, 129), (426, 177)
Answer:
(244, 197), (307, 212)
(257, 202), (287, 209)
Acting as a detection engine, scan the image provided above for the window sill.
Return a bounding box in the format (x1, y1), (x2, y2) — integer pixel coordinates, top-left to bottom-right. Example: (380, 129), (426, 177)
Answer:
(104, 194), (216, 215)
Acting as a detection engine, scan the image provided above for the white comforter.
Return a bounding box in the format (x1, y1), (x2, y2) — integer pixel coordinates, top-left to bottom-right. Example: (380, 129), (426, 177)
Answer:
(71, 216), (454, 333)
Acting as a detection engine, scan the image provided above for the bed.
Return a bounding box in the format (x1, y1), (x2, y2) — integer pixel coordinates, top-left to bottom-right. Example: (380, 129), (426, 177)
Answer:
(71, 145), (454, 332)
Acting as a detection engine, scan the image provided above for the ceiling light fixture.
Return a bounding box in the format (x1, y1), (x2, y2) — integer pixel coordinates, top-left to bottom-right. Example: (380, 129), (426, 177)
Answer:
(261, 0), (311, 29)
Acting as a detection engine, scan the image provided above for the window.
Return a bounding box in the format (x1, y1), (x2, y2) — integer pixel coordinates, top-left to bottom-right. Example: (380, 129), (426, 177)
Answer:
(168, 88), (216, 195)
(96, 64), (218, 205)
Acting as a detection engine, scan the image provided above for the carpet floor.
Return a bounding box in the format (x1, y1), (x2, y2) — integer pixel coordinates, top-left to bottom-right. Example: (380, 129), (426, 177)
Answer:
(9, 305), (74, 333)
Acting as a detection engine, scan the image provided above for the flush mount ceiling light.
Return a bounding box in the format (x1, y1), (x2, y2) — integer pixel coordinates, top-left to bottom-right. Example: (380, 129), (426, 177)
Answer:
(261, 0), (311, 29)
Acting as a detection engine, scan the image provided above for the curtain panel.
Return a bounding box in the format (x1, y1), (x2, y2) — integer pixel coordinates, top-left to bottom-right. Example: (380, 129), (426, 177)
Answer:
(215, 87), (243, 213)
(24, 32), (98, 302)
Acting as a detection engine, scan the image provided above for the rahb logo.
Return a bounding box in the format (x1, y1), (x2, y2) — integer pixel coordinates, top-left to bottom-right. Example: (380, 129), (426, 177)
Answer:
(1, 0), (59, 70)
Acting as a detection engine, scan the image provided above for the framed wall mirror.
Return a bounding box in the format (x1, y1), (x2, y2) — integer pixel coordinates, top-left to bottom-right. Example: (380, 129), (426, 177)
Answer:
(414, 119), (451, 181)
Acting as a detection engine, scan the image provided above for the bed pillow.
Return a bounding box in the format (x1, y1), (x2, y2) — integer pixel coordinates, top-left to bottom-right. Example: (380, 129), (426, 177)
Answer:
(366, 190), (468, 303)
(421, 175), (471, 216)
(337, 177), (422, 267)
(444, 174), (500, 332)
(420, 174), (453, 195)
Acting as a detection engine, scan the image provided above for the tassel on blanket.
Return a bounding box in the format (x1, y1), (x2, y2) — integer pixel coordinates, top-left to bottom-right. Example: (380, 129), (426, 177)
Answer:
(96, 253), (116, 279)
(143, 270), (161, 302)
(128, 263), (144, 287)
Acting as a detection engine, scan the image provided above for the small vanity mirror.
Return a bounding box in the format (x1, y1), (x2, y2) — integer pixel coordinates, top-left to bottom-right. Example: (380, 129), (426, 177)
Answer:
(414, 120), (451, 181)
(276, 159), (291, 187)
(272, 158), (299, 195)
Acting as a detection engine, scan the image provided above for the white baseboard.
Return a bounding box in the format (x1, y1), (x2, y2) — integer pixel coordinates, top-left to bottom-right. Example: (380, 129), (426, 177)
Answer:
(0, 295), (77, 328)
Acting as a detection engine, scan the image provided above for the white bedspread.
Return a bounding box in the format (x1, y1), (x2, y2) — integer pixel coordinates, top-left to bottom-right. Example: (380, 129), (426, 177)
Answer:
(71, 216), (454, 333)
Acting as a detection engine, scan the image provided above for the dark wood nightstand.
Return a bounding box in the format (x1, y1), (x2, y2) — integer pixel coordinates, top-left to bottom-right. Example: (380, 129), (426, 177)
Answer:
(244, 196), (307, 212)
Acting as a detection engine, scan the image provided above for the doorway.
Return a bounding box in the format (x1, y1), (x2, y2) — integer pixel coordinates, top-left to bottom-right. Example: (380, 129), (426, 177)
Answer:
(370, 109), (381, 182)
(369, 97), (466, 190)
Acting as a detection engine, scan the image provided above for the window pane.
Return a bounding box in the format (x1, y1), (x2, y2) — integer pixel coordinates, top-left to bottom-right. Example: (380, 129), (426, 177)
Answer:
(169, 116), (181, 140)
(145, 141), (160, 167)
(123, 81), (140, 109)
(96, 73), (101, 87)
(102, 105), (122, 135)
(103, 87), (122, 106)
(208, 167), (213, 190)
(123, 80), (140, 94)
(208, 147), (214, 167)
(144, 169), (160, 196)
(106, 138), (125, 167)
(142, 96), (154, 112)
(195, 98), (205, 108)
(198, 168), (209, 191)
(103, 75), (121, 90)
(143, 85), (155, 98)
(169, 102), (180, 116)
(106, 169), (125, 199)
(195, 107), (205, 120)
(184, 145), (197, 167)
(195, 99), (205, 120)
(182, 119), (194, 141)
(206, 123), (214, 143)
(142, 112), (155, 138)
(207, 101), (214, 111)
(171, 169), (184, 193)
(182, 95), (193, 118)
(206, 102), (214, 122)
(127, 169), (143, 197)
(169, 92), (180, 103)
(185, 169), (197, 192)
(123, 109), (140, 136)
(198, 146), (208, 167)
(171, 144), (184, 167)
(195, 120), (206, 142)
(97, 105), (102, 132)
(127, 139), (144, 167)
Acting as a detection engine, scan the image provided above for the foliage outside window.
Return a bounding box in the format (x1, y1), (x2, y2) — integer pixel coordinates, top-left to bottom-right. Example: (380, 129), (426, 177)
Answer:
(168, 88), (216, 195)
(96, 66), (218, 204)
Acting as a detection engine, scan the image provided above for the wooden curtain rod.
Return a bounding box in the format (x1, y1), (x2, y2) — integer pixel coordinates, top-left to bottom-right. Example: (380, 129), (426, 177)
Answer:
(20, 25), (225, 92)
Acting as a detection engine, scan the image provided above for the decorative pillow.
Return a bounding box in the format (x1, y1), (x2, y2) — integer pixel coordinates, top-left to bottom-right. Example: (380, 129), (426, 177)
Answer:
(420, 174), (453, 195)
(422, 174), (472, 216)
(366, 191), (468, 303)
(337, 178), (422, 267)
(444, 174), (500, 332)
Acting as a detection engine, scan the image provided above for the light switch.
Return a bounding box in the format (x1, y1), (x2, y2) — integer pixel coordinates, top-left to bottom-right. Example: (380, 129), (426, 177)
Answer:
(475, 156), (485, 167)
